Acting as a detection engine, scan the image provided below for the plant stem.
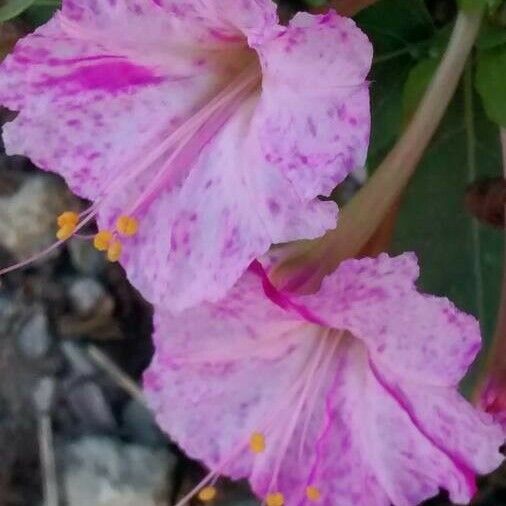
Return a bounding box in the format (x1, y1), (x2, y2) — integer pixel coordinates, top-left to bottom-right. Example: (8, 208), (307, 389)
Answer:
(271, 8), (484, 292)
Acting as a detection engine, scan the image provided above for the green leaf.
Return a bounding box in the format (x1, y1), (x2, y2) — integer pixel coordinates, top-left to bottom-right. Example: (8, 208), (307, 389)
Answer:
(401, 26), (451, 124)
(22, 3), (58, 25)
(0, 0), (36, 21)
(477, 22), (506, 50)
(355, 0), (434, 54)
(357, 0), (436, 169)
(476, 43), (506, 126)
(458, 0), (495, 11)
(365, 56), (413, 169)
(301, 0), (327, 6)
(393, 68), (503, 390)
(402, 56), (440, 122)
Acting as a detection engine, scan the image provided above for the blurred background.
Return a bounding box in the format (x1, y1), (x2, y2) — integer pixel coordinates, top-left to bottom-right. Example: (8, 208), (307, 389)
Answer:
(0, 0), (505, 504)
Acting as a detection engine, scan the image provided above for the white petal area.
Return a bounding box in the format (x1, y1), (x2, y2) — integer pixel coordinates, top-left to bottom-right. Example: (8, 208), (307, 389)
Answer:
(120, 96), (337, 311)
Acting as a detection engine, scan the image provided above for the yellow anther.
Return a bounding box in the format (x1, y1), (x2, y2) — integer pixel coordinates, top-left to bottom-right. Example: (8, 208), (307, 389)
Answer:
(57, 211), (79, 228)
(197, 486), (217, 502)
(249, 432), (266, 454)
(266, 492), (284, 506)
(306, 486), (321, 502)
(93, 230), (113, 252)
(107, 240), (122, 263)
(56, 223), (75, 241)
(116, 215), (139, 237)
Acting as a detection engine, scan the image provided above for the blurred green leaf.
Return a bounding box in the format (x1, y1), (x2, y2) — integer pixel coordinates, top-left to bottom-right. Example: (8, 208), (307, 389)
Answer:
(356, 0), (434, 54)
(459, 0), (499, 11)
(357, 0), (435, 168)
(0, 0), (36, 21)
(476, 43), (506, 126)
(457, 0), (481, 10)
(301, 0), (327, 6)
(403, 56), (440, 122)
(393, 68), (503, 389)
(23, 0), (60, 26)
(365, 56), (412, 169)
(477, 22), (506, 49)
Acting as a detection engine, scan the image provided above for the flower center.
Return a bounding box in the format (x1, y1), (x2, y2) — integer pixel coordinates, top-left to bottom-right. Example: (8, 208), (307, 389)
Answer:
(162, 328), (342, 506)
(87, 59), (262, 261)
(0, 59), (262, 274)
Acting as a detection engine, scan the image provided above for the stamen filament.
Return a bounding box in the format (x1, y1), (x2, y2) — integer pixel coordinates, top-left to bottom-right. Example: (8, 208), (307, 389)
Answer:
(267, 337), (328, 494)
(166, 325), (305, 365)
(121, 64), (260, 219)
(172, 471), (222, 506)
(298, 331), (343, 460)
(56, 223), (76, 241)
(305, 338), (342, 496)
(0, 207), (99, 276)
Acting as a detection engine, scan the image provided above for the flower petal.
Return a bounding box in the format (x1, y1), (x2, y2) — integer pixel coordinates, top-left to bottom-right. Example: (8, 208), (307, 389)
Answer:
(373, 364), (504, 478)
(118, 97), (337, 311)
(361, 356), (474, 505)
(364, 359), (504, 505)
(254, 11), (372, 200)
(158, 0), (280, 44)
(300, 253), (481, 386)
(143, 270), (323, 481)
(0, 2), (250, 201)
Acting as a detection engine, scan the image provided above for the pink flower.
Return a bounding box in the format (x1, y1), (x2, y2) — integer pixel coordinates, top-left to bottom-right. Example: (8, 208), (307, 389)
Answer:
(144, 253), (504, 506)
(0, 0), (372, 311)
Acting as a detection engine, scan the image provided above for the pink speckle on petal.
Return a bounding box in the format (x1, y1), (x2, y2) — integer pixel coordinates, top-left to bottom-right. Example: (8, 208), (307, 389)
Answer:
(37, 61), (165, 93)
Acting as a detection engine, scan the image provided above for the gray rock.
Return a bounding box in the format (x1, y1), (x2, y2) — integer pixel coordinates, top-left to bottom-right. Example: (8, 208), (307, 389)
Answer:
(64, 379), (117, 433)
(16, 308), (53, 360)
(61, 342), (96, 376)
(219, 499), (259, 506)
(60, 343), (117, 432)
(58, 284), (121, 341)
(0, 175), (76, 260)
(212, 481), (259, 506)
(61, 436), (175, 506)
(121, 399), (166, 447)
(69, 278), (108, 316)
(68, 239), (107, 277)
(32, 376), (56, 414)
